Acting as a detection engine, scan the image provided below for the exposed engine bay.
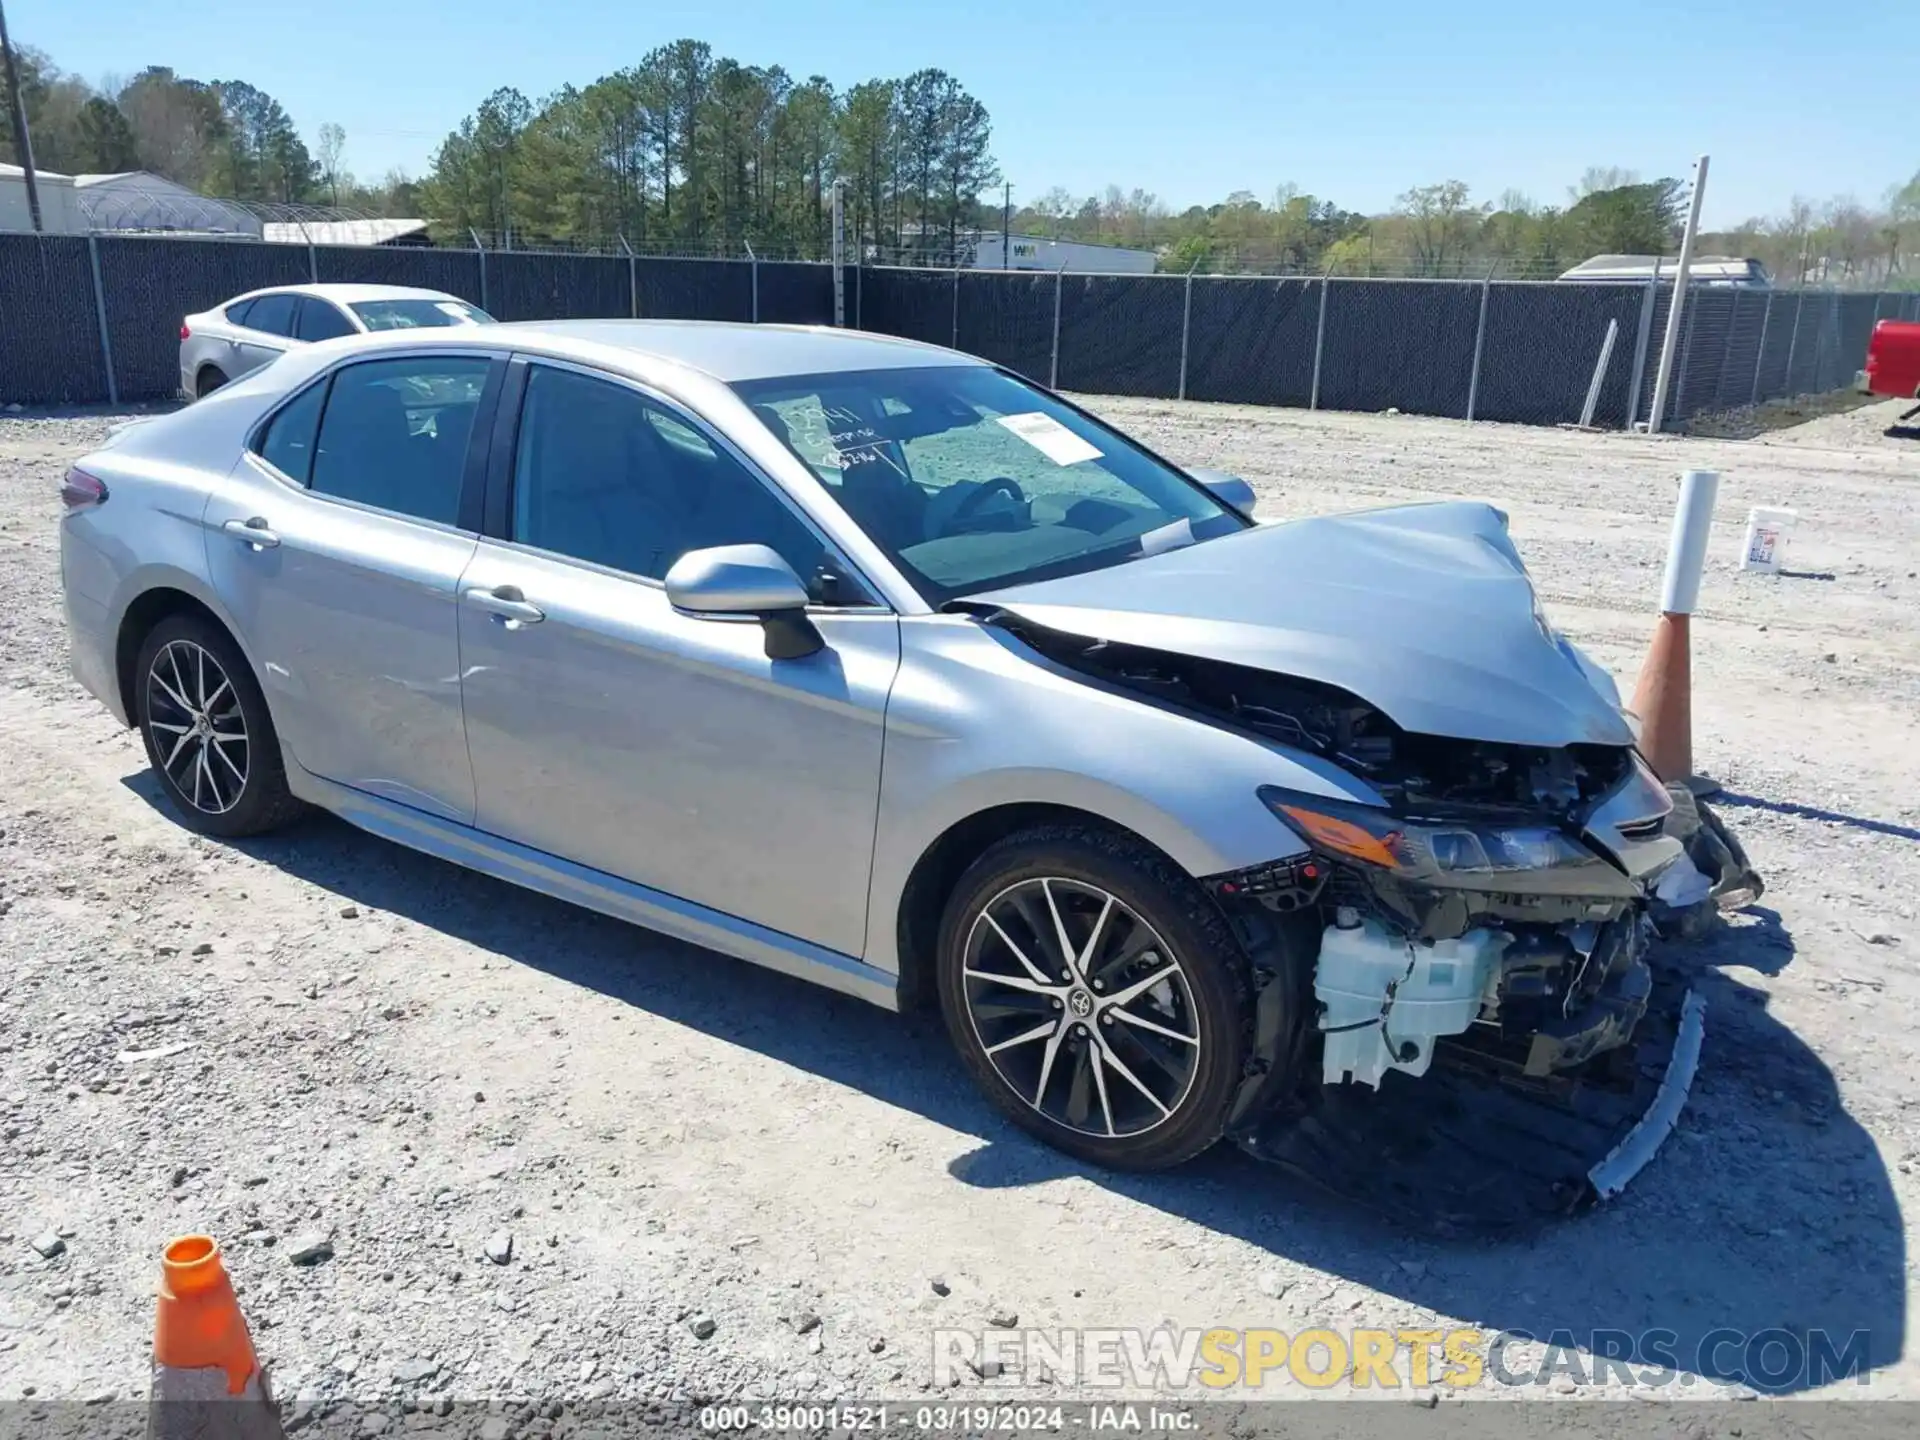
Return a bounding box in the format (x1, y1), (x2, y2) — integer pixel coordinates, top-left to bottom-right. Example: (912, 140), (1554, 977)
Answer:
(984, 607), (1761, 1226)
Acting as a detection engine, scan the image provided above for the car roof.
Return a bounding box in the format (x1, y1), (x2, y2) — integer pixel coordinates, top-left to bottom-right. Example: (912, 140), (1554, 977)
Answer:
(232, 283), (466, 306)
(493, 319), (980, 382)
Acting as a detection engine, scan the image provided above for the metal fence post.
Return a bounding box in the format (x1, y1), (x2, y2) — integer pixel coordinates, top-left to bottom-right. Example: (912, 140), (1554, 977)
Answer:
(619, 235), (637, 318)
(1750, 290), (1773, 406)
(1822, 291), (1841, 391)
(951, 267), (961, 348)
(1671, 297), (1699, 422)
(85, 234), (118, 406)
(1176, 262), (1197, 401)
(470, 228), (489, 314)
(746, 241), (759, 323)
(1809, 294), (1827, 393)
(1309, 274), (1330, 410)
(830, 179), (846, 327)
(1782, 291), (1805, 393)
(1465, 268), (1493, 421)
(1624, 263), (1660, 428)
(1712, 288), (1743, 410)
(1049, 263), (1065, 389)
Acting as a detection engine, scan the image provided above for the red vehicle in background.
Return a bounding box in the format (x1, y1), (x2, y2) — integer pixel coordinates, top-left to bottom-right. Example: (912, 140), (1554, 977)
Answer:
(1860, 318), (1920, 418)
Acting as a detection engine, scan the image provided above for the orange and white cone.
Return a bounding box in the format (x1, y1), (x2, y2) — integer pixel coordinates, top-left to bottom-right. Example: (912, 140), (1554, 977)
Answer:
(1629, 469), (1719, 788)
(148, 1235), (284, 1440)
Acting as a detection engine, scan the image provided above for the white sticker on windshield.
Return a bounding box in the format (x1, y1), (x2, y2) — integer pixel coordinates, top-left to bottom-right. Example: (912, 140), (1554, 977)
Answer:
(1139, 517), (1195, 557)
(434, 302), (477, 324)
(996, 412), (1103, 467)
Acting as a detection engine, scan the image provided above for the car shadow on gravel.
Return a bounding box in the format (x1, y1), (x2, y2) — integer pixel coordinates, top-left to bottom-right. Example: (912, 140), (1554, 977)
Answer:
(151, 787), (1903, 1398)
(1716, 790), (1920, 844)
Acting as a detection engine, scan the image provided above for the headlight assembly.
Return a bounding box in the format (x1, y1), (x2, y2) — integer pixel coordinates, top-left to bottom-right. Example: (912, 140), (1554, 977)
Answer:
(1259, 786), (1635, 898)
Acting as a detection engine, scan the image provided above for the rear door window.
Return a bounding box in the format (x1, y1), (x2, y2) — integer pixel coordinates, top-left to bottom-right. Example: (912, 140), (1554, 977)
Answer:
(309, 356), (492, 526)
(256, 380), (329, 484)
(245, 293), (297, 337)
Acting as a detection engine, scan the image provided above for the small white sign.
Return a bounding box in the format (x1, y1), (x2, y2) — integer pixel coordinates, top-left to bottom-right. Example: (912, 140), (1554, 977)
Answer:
(996, 412), (1103, 467)
(1139, 517), (1196, 556)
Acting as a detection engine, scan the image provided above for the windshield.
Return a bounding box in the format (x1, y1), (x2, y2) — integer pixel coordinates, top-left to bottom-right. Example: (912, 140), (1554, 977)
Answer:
(350, 299), (494, 331)
(733, 365), (1247, 601)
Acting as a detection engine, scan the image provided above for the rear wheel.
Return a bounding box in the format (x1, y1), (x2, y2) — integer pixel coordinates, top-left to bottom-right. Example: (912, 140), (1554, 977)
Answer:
(936, 825), (1251, 1170)
(195, 367), (228, 399)
(134, 614), (302, 838)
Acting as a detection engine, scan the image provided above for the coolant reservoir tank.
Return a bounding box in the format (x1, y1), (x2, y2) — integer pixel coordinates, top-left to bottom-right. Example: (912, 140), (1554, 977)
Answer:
(1315, 919), (1507, 1088)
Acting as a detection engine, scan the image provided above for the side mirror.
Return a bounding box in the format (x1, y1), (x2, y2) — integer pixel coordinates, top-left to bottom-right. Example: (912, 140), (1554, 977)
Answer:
(1188, 468), (1256, 516)
(664, 544), (823, 660)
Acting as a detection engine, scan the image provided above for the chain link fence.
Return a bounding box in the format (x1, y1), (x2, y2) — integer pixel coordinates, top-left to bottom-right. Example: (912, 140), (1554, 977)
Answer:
(2, 230), (1917, 421)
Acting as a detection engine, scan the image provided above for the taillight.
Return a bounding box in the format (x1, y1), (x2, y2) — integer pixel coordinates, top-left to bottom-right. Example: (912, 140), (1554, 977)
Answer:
(61, 467), (109, 511)
(180, 322), (191, 340)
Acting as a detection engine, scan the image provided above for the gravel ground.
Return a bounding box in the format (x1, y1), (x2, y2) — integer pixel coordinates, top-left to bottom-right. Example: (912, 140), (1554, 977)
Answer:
(0, 395), (1916, 1422)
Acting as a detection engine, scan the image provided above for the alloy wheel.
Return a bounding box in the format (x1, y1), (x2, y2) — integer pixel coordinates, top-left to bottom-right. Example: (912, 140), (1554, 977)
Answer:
(145, 639), (250, 815)
(961, 876), (1201, 1139)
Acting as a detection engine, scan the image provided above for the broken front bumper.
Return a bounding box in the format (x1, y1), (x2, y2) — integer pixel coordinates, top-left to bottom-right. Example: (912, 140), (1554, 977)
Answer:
(1234, 964), (1705, 1233)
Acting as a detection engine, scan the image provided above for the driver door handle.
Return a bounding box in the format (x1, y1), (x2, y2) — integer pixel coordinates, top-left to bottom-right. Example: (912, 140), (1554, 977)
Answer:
(221, 517), (280, 549)
(464, 585), (545, 625)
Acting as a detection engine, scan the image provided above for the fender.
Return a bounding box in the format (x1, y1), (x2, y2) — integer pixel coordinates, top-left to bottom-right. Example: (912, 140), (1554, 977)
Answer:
(862, 615), (1383, 974)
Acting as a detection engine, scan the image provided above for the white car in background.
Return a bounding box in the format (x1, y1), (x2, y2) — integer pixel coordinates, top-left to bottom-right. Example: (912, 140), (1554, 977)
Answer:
(178, 283), (494, 399)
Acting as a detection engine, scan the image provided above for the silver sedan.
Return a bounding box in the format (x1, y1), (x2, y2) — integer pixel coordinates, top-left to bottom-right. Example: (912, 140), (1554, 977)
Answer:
(179, 282), (492, 399)
(61, 320), (1685, 1171)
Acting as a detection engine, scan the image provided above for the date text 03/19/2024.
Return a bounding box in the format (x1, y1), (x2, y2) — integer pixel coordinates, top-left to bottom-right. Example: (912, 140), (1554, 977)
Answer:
(699, 1403), (1199, 1433)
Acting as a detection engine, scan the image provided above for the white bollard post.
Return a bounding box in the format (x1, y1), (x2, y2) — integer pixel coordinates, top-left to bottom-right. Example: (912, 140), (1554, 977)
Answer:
(1659, 469), (1721, 615)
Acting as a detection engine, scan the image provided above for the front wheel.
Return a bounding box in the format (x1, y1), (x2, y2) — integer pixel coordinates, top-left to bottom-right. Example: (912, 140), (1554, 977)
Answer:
(936, 825), (1251, 1170)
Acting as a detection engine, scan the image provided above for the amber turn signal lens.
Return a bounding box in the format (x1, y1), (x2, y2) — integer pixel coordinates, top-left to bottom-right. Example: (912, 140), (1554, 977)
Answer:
(1276, 805), (1403, 869)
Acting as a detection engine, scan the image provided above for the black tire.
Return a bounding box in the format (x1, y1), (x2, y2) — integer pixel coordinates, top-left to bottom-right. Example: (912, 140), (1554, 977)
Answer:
(195, 367), (228, 399)
(936, 824), (1251, 1170)
(134, 613), (303, 838)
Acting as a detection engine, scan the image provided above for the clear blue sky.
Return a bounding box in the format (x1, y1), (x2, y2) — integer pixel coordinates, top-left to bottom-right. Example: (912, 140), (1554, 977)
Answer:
(9, 0), (1907, 225)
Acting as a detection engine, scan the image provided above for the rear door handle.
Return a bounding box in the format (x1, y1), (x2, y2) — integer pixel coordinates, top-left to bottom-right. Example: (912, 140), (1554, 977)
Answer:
(221, 517), (280, 549)
(463, 585), (545, 625)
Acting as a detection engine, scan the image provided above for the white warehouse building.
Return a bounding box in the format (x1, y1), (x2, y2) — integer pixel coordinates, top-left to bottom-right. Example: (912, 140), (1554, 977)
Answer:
(971, 232), (1158, 274)
(0, 164), (85, 234)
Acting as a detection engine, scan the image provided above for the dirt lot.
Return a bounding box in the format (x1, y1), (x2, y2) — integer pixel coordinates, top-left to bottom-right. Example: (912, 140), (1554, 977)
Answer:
(0, 394), (1916, 1422)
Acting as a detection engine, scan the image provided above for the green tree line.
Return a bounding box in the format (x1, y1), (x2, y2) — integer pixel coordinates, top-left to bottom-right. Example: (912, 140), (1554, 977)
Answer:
(1015, 166), (1920, 284)
(418, 42), (997, 259)
(4, 31), (1914, 283)
(0, 46), (330, 206)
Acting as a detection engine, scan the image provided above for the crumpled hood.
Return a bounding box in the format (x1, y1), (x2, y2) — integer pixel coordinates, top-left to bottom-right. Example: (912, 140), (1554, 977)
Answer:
(975, 501), (1635, 748)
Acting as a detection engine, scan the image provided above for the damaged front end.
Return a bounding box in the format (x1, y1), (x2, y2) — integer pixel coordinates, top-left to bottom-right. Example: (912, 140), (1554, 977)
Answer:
(1000, 614), (1684, 1080)
(993, 612), (1746, 1227)
(1252, 781), (1666, 1088)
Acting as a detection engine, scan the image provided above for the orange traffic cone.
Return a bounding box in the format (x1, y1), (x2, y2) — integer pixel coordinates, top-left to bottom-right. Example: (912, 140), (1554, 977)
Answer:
(149, 1236), (284, 1440)
(1630, 611), (1692, 785)
(1631, 469), (1720, 790)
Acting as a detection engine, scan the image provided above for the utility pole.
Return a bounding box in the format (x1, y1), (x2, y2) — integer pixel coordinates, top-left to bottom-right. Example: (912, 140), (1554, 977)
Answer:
(0, 0), (44, 233)
(1646, 154), (1710, 435)
(1002, 182), (1011, 269)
